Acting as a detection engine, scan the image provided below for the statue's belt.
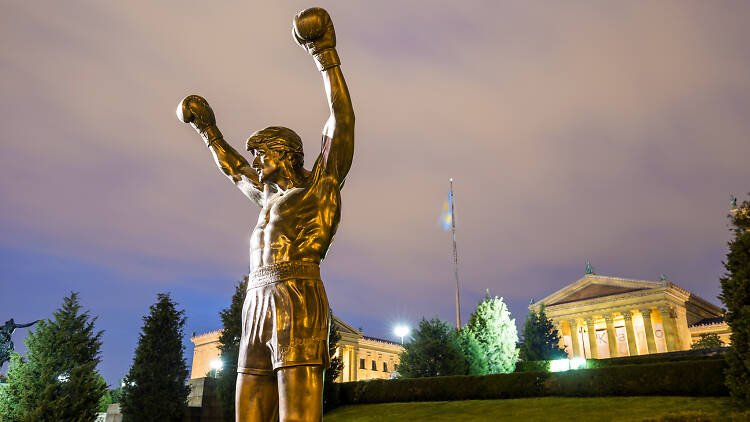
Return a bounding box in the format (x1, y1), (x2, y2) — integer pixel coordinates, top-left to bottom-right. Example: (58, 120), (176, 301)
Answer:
(248, 261), (321, 289)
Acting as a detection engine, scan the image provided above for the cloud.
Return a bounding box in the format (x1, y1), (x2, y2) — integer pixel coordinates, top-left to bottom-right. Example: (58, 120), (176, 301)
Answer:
(1, 1), (749, 366)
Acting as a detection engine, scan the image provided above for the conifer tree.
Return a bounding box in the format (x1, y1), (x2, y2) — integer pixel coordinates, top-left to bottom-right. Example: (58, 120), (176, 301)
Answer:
(120, 293), (189, 422)
(397, 318), (470, 378)
(0, 292), (107, 422)
(519, 304), (566, 361)
(456, 328), (488, 375)
(465, 293), (519, 374)
(323, 321), (344, 413)
(215, 276), (247, 422)
(719, 195), (750, 408)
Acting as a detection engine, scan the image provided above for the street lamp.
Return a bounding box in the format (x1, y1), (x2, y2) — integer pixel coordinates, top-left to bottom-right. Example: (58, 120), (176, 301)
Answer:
(394, 325), (410, 345)
(210, 359), (223, 377)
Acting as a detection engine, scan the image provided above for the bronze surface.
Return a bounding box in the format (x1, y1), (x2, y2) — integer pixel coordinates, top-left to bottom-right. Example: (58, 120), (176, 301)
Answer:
(177, 7), (353, 422)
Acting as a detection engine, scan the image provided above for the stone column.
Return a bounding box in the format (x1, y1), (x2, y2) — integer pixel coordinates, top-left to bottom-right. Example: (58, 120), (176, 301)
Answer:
(351, 346), (359, 381)
(641, 309), (658, 354)
(555, 321), (567, 354)
(622, 311), (638, 356)
(584, 317), (599, 359)
(658, 305), (682, 352)
(604, 315), (618, 358)
(568, 320), (582, 358)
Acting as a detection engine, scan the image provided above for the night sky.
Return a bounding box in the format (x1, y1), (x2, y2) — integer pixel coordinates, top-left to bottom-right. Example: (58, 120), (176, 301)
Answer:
(2, 1), (749, 386)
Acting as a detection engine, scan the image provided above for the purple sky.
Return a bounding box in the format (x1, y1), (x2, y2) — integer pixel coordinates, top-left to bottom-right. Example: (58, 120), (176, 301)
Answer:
(2, 1), (749, 386)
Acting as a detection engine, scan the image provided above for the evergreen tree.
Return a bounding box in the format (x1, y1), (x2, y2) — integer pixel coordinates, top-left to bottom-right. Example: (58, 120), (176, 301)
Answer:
(215, 276), (247, 422)
(456, 328), (488, 375)
(323, 320), (344, 413)
(465, 293), (519, 374)
(519, 304), (566, 361)
(109, 382), (124, 406)
(397, 318), (470, 378)
(0, 292), (107, 422)
(719, 195), (750, 408)
(120, 293), (190, 422)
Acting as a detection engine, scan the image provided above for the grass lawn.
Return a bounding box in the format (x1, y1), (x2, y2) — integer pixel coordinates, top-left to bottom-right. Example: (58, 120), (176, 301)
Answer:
(324, 397), (735, 422)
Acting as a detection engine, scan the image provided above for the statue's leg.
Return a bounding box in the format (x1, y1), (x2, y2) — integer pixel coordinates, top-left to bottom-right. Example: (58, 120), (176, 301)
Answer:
(236, 373), (279, 422)
(277, 365), (324, 422)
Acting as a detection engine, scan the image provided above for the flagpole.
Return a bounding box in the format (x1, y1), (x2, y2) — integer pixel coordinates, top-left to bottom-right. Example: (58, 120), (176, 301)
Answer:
(450, 178), (461, 330)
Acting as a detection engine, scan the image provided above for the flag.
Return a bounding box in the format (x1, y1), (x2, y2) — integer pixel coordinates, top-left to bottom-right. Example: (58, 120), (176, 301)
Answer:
(440, 189), (453, 231)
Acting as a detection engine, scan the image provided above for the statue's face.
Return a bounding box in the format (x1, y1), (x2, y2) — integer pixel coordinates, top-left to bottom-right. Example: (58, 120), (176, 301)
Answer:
(251, 146), (285, 184)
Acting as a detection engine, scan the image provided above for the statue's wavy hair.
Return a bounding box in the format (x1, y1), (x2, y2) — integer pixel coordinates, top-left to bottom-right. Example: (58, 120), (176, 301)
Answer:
(246, 126), (304, 169)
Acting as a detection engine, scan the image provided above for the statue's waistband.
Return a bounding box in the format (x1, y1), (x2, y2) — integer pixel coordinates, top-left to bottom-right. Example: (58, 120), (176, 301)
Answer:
(248, 261), (321, 289)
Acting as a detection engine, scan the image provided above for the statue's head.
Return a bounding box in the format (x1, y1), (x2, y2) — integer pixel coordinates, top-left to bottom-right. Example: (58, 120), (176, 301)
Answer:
(246, 126), (304, 183)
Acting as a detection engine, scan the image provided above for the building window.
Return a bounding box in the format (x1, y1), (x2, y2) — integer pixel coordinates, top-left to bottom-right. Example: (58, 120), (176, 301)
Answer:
(394, 364), (398, 371)
(371, 360), (377, 371)
(383, 362), (388, 372)
(359, 358), (365, 369)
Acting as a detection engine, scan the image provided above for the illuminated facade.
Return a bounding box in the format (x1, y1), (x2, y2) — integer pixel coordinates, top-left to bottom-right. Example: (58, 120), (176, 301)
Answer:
(332, 317), (403, 382)
(189, 315), (403, 381)
(531, 274), (730, 359)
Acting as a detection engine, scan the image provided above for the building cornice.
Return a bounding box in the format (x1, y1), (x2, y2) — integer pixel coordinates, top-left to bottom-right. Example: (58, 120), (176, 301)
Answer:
(190, 330), (222, 344)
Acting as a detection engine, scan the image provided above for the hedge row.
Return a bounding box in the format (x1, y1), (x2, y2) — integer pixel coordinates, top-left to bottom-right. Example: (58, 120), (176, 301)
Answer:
(331, 359), (728, 406)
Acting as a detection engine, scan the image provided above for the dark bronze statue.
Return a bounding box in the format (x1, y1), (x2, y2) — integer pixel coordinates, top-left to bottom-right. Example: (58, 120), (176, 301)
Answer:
(177, 7), (353, 422)
(1, 319), (41, 367)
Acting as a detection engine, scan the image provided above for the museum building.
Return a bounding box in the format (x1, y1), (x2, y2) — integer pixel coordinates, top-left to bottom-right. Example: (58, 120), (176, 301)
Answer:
(190, 315), (403, 382)
(530, 272), (731, 359)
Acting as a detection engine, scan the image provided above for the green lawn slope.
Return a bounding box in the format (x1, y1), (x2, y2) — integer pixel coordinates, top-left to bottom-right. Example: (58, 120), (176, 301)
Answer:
(324, 397), (736, 422)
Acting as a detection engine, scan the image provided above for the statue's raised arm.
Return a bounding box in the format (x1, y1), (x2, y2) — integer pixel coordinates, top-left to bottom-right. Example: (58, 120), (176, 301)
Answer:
(1, 318), (41, 367)
(177, 95), (264, 207)
(11, 320), (41, 330)
(293, 7), (355, 187)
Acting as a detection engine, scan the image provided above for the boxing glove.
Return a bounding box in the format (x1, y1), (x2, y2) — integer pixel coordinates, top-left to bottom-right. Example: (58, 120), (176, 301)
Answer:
(293, 7), (340, 70)
(177, 95), (223, 145)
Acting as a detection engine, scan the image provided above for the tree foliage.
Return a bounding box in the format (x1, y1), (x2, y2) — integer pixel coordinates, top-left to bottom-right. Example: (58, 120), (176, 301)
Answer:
(719, 195), (750, 408)
(690, 333), (723, 350)
(519, 304), (566, 361)
(465, 293), (519, 374)
(455, 328), (488, 375)
(120, 293), (189, 422)
(215, 276), (247, 422)
(397, 318), (468, 378)
(0, 292), (107, 422)
(323, 319), (344, 413)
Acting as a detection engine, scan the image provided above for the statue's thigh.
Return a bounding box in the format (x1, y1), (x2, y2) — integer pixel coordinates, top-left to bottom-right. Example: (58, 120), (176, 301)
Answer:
(236, 373), (278, 422)
(277, 365), (324, 422)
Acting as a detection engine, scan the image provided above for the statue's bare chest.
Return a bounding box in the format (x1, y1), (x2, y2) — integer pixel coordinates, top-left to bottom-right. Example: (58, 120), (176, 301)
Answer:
(255, 187), (321, 232)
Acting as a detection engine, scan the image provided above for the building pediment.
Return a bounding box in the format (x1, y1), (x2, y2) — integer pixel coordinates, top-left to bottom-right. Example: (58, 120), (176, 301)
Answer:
(332, 314), (362, 336)
(536, 275), (665, 309)
(550, 284), (647, 305)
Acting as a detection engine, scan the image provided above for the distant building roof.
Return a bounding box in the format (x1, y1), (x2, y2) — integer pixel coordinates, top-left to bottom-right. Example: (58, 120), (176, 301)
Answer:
(690, 316), (725, 327)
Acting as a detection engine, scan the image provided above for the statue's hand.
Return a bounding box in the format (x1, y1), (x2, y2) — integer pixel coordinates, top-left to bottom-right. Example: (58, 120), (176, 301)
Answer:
(177, 95), (217, 134)
(293, 7), (336, 56)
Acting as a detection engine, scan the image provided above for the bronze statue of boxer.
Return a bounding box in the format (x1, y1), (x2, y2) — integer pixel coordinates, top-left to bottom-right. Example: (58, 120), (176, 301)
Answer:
(177, 7), (353, 422)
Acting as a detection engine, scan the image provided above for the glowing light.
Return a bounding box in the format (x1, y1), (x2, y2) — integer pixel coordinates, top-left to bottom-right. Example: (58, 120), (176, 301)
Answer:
(549, 359), (570, 372)
(549, 358), (586, 372)
(210, 359), (224, 370)
(394, 325), (410, 344)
